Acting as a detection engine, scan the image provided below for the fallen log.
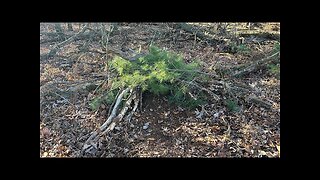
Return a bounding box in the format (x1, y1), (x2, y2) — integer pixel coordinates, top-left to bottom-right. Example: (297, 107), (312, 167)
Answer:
(232, 51), (280, 77)
(176, 23), (224, 45)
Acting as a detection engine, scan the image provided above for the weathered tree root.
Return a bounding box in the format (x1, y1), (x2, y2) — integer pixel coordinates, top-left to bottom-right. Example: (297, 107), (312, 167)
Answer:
(81, 87), (141, 156)
(102, 90), (137, 134)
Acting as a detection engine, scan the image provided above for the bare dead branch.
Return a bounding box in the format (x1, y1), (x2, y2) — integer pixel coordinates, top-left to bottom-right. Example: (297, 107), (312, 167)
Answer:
(178, 79), (220, 101)
(246, 95), (272, 109)
(43, 24), (89, 60)
(232, 52), (280, 77)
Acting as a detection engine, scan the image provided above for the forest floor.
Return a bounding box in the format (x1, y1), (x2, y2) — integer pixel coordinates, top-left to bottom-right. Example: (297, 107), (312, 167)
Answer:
(40, 23), (280, 157)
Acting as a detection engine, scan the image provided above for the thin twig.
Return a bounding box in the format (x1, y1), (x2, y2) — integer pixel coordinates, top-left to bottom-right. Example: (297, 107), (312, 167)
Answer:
(92, 79), (107, 96)
(52, 92), (75, 107)
(46, 23), (89, 59)
(178, 79), (220, 101)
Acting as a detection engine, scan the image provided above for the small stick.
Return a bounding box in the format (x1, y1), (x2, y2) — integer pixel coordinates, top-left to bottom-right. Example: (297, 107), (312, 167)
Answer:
(52, 92), (74, 107)
(179, 79), (220, 101)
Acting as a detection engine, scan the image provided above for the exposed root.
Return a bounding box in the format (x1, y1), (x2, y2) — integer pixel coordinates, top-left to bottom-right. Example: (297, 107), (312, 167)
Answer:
(81, 87), (141, 156)
(99, 88), (131, 131)
(102, 90), (137, 134)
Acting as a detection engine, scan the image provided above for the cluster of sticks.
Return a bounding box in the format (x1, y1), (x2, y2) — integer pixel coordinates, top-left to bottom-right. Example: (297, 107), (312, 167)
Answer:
(81, 87), (141, 155)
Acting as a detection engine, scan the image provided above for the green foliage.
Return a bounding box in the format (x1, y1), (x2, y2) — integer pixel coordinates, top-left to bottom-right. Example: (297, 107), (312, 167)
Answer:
(107, 45), (206, 109)
(169, 90), (206, 109)
(104, 90), (117, 104)
(225, 99), (240, 112)
(267, 63), (280, 78)
(89, 96), (103, 111)
(110, 56), (136, 76)
(273, 42), (280, 53)
(147, 81), (170, 95)
(89, 90), (117, 111)
(236, 44), (250, 52)
(265, 42), (280, 78)
(230, 42), (250, 54)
